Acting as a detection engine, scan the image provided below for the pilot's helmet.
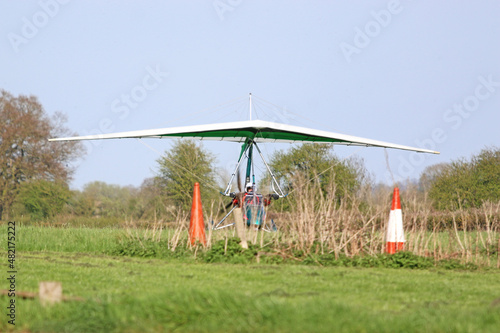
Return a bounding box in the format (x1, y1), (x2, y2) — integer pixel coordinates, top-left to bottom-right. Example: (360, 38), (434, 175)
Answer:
(246, 183), (253, 191)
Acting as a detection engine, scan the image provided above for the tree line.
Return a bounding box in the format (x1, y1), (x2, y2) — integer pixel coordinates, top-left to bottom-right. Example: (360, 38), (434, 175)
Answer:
(1, 90), (499, 223)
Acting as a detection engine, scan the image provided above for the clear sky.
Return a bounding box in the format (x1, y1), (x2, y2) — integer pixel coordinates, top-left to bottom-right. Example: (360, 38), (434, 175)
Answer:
(2, 1), (499, 190)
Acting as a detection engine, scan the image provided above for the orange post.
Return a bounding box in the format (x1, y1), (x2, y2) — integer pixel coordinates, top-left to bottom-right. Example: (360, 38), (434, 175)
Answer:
(385, 187), (405, 254)
(189, 182), (206, 246)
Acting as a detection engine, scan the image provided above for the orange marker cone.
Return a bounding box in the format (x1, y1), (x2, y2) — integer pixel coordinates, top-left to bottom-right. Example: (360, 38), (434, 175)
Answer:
(386, 187), (405, 254)
(189, 182), (206, 246)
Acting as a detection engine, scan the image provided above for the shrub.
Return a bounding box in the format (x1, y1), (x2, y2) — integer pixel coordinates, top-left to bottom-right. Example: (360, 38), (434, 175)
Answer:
(14, 179), (71, 220)
(202, 237), (258, 264)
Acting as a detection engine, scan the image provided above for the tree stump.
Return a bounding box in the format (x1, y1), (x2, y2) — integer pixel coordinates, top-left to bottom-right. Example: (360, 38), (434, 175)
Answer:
(39, 281), (62, 306)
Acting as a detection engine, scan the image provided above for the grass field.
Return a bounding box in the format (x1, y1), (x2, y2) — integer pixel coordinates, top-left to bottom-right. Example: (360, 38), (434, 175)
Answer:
(1, 225), (500, 332)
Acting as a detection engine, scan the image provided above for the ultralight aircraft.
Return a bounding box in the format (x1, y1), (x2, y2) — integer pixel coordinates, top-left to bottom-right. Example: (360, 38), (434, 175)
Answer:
(49, 94), (439, 231)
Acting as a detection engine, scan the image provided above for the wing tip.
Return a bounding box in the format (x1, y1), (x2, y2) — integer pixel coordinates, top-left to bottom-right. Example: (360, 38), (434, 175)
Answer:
(417, 149), (440, 154)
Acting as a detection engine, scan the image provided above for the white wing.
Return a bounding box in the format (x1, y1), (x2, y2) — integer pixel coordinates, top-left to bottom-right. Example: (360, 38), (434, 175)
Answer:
(49, 119), (439, 154)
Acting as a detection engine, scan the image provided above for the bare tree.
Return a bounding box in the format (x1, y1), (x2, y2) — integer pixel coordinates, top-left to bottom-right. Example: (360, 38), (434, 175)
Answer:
(0, 90), (84, 220)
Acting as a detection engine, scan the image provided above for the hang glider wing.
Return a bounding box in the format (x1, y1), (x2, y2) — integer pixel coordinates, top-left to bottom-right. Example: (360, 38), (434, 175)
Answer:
(49, 119), (439, 154)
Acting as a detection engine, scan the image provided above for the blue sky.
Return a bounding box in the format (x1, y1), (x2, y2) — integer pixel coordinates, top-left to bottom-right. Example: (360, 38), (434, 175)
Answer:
(1, 1), (499, 190)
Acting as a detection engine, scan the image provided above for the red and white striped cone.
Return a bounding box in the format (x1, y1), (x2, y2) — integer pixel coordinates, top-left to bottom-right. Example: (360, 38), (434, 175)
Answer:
(386, 187), (405, 254)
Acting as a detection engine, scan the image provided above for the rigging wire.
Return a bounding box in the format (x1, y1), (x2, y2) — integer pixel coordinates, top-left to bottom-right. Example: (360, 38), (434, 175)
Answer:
(208, 97), (252, 123)
(159, 95), (248, 127)
(252, 94), (347, 134)
(253, 101), (274, 122)
(254, 130), (279, 195)
(384, 148), (397, 187)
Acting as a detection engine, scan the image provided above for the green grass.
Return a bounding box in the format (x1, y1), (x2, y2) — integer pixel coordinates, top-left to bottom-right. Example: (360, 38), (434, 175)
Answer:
(12, 226), (121, 253)
(2, 252), (500, 332)
(1, 225), (499, 332)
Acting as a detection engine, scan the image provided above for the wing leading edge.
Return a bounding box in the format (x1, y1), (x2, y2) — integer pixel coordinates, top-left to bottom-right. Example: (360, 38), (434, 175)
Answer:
(48, 119), (439, 154)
